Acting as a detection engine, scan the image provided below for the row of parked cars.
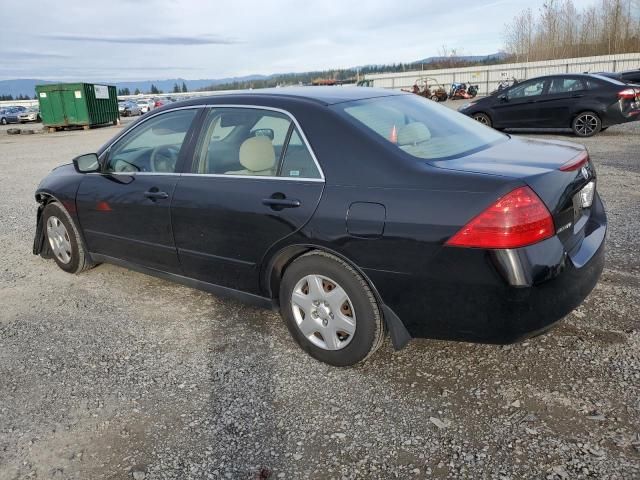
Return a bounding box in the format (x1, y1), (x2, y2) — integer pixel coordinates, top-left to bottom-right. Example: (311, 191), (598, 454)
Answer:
(459, 69), (640, 137)
(117, 96), (185, 117)
(0, 105), (40, 125)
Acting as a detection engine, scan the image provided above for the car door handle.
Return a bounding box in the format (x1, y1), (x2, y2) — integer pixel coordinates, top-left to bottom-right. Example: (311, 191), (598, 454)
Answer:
(262, 197), (301, 209)
(144, 190), (169, 200)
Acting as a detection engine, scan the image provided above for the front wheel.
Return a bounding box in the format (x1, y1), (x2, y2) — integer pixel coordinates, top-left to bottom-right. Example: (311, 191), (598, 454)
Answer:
(279, 251), (385, 366)
(430, 95), (439, 102)
(42, 202), (95, 274)
(1, 117), (7, 125)
(473, 113), (492, 128)
(572, 112), (601, 137)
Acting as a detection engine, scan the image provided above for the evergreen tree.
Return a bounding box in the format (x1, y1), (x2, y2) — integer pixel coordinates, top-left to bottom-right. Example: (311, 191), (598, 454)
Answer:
(134, 88), (141, 95)
(181, 82), (188, 93)
(172, 83), (180, 93)
(150, 84), (160, 94)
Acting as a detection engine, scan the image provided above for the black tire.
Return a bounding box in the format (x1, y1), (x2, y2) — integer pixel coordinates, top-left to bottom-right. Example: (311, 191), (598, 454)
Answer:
(473, 113), (492, 128)
(279, 251), (385, 366)
(42, 202), (95, 274)
(572, 111), (601, 137)
(1, 117), (7, 125)
(600, 127), (609, 131)
(430, 95), (439, 102)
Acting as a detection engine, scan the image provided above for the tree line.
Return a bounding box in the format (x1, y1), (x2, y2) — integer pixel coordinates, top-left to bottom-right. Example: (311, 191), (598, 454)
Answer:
(1, 94), (37, 101)
(504, 0), (640, 62)
(196, 55), (510, 92)
(117, 82), (188, 96)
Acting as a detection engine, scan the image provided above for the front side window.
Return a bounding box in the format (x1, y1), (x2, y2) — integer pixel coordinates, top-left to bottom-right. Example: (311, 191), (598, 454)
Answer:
(334, 94), (506, 161)
(508, 79), (547, 98)
(105, 109), (197, 173)
(193, 107), (321, 178)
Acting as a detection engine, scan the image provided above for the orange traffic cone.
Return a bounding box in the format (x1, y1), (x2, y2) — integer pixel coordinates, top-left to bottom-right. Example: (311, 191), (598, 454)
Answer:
(390, 124), (398, 143)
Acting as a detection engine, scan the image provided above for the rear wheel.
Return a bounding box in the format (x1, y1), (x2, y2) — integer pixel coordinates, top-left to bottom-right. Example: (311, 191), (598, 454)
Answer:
(430, 95), (439, 102)
(279, 251), (384, 366)
(572, 112), (601, 137)
(42, 202), (95, 274)
(473, 113), (492, 128)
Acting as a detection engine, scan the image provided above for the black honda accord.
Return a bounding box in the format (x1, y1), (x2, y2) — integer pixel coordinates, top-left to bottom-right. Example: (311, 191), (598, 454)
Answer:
(33, 87), (606, 366)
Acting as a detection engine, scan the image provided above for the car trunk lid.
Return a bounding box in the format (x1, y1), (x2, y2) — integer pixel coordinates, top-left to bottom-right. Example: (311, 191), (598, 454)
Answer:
(430, 136), (597, 253)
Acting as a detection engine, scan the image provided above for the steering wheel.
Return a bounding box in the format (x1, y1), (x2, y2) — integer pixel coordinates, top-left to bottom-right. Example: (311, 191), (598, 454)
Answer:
(150, 144), (180, 173)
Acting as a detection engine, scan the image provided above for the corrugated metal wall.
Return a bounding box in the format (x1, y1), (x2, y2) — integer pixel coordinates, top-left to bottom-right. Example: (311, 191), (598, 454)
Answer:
(364, 53), (640, 95)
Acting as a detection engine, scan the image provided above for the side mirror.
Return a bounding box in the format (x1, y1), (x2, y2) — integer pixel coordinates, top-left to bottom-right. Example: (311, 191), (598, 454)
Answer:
(73, 153), (100, 173)
(498, 93), (508, 102)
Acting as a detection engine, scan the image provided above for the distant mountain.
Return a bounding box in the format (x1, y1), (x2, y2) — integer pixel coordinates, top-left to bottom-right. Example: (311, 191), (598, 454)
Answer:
(0, 79), (57, 98)
(414, 52), (510, 64)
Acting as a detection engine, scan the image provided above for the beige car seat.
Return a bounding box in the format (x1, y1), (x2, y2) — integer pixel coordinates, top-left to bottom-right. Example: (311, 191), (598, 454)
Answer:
(225, 136), (276, 176)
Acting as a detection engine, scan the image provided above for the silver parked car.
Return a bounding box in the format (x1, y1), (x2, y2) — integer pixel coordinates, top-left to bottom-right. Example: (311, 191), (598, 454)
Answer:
(18, 106), (40, 123)
(118, 101), (142, 117)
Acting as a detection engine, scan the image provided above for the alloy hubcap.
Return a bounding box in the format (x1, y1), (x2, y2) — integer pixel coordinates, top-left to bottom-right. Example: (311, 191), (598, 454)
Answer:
(46, 216), (72, 264)
(576, 114), (597, 135)
(474, 115), (489, 125)
(291, 274), (356, 351)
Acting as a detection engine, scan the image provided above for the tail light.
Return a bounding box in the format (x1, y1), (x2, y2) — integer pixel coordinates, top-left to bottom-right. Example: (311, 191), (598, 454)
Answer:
(559, 151), (589, 171)
(618, 88), (639, 100)
(446, 186), (554, 249)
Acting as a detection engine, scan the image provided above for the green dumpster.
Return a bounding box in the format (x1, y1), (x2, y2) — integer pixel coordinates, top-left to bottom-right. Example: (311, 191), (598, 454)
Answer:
(36, 83), (118, 130)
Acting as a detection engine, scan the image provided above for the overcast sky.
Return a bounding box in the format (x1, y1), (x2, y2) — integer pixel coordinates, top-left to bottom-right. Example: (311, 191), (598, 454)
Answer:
(0, 0), (597, 82)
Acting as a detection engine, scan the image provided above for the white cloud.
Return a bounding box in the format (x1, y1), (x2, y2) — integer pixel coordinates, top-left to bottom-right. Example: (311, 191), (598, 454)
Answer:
(0, 0), (585, 81)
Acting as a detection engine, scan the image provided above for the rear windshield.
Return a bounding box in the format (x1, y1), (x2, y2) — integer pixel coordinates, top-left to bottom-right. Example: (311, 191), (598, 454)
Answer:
(332, 94), (506, 160)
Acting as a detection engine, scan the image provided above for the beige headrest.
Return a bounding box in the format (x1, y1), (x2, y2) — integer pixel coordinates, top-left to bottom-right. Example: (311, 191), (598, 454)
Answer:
(397, 122), (431, 146)
(239, 136), (276, 172)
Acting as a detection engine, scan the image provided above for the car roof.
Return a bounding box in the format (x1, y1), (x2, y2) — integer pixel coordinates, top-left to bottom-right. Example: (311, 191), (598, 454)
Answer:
(179, 86), (405, 107)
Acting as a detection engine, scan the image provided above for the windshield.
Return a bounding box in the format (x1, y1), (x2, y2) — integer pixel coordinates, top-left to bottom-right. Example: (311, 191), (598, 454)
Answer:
(332, 94), (506, 160)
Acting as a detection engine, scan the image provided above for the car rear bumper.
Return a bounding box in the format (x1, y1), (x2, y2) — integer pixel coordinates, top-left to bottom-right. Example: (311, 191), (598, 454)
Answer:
(370, 194), (607, 344)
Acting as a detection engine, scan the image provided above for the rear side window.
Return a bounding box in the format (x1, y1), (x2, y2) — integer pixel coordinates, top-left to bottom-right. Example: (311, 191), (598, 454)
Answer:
(549, 78), (585, 93)
(193, 107), (322, 178)
(280, 129), (321, 178)
(334, 94), (505, 160)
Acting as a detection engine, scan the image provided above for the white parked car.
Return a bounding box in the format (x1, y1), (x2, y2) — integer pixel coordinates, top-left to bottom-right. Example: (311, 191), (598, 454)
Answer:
(136, 99), (154, 114)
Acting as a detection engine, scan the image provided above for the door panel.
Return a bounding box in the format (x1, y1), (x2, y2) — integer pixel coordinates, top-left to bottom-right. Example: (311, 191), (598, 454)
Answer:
(536, 77), (587, 128)
(493, 79), (548, 128)
(172, 177), (323, 293)
(61, 90), (79, 124)
(76, 108), (200, 273)
(77, 174), (181, 272)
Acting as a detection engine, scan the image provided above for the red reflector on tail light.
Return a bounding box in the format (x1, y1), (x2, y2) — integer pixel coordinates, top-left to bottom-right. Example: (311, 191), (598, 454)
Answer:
(559, 151), (589, 171)
(446, 186), (554, 249)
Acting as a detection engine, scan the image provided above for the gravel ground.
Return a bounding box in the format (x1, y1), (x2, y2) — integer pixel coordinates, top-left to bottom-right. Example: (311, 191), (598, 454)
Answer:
(0, 105), (639, 480)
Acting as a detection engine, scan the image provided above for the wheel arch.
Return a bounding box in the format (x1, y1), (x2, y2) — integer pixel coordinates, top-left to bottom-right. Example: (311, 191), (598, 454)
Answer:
(33, 192), (90, 260)
(262, 243), (411, 349)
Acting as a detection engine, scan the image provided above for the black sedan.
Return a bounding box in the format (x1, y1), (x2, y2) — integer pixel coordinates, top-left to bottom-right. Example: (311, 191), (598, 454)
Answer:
(33, 88), (606, 366)
(598, 69), (640, 85)
(459, 73), (640, 136)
